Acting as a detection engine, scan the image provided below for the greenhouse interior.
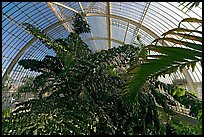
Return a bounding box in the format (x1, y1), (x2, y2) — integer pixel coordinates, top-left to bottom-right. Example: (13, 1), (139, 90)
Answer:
(2, 2), (202, 135)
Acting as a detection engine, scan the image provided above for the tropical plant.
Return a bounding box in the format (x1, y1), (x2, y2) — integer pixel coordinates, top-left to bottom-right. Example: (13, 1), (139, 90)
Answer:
(121, 17), (202, 134)
(3, 13), (141, 135)
(164, 119), (202, 135)
(2, 14), (202, 135)
(123, 18), (202, 106)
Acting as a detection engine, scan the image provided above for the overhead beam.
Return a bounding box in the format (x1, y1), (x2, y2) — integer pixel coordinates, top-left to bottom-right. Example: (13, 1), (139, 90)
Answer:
(123, 23), (129, 44)
(85, 2), (96, 13)
(85, 13), (168, 46)
(78, 2), (98, 51)
(56, 2), (97, 50)
(47, 2), (71, 33)
(131, 2), (151, 44)
(107, 2), (112, 49)
(52, 2), (79, 14)
(78, 2), (84, 12)
(57, 5), (74, 30)
(83, 37), (125, 45)
(51, 2), (97, 51)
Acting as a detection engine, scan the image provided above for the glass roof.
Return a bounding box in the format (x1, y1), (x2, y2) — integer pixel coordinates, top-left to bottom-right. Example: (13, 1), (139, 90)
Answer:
(2, 2), (202, 97)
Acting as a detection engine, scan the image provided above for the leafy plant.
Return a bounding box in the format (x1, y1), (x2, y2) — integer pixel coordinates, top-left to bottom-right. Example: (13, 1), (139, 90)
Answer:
(3, 14), (202, 135)
(165, 120), (201, 135)
(121, 18), (202, 135)
(124, 18), (202, 107)
(3, 13), (143, 135)
(154, 80), (202, 119)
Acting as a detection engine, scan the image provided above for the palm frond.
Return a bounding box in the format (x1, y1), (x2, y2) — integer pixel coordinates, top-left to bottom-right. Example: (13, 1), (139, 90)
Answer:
(162, 32), (202, 43)
(178, 18), (202, 28)
(179, 2), (200, 13)
(124, 18), (202, 106)
(153, 38), (202, 51)
(162, 28), (202, 35)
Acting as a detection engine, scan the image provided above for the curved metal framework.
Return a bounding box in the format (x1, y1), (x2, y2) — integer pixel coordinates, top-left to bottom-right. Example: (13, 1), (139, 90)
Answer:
(2, 2), (202, 98)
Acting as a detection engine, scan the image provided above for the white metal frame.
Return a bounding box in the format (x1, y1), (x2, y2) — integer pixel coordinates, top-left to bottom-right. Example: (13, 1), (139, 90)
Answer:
(47, 2), (71, 33)
(107, 2), (112, 49)
(83, 37), (124, 45)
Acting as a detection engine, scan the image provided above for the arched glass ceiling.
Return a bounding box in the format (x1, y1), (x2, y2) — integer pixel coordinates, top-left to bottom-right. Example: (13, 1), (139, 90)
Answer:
(2, 2), (202, 97)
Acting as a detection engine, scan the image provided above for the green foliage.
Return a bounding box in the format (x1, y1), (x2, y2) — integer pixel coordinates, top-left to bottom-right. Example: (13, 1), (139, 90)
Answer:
(11, 43), (141, 134)
(2, 83), (10, 92)
(18, 56), (64, 74)
(164, 120), (202, 135)
(72, 13), (91, 34)
(23, 23), (71, 60)
(5, 13), (146, 135)
(179, 2), (200, 13)
(155, 81), (202, 119)
(3, 15), (202, 135)
(5, 97), (98, 135)
(18, 76), (36, 94)
(124, 18), (202, 107)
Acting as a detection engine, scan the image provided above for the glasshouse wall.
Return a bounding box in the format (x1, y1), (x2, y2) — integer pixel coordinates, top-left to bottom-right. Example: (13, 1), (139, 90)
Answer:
(2, 2), (202, 135)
